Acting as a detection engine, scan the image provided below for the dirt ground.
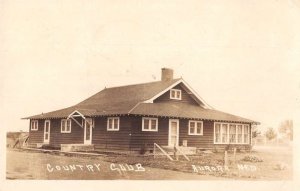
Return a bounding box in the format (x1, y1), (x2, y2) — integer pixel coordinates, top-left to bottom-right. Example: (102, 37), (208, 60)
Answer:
(6, 145), (292, 180)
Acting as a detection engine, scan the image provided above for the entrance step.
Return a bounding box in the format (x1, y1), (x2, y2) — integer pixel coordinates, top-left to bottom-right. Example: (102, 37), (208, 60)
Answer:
(61, 144), (95, 152)
(161, 146), (196, 155)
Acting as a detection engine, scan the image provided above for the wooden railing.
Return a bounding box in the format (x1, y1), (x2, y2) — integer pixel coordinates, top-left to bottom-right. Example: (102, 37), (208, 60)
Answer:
(153, 143), (174, 161)
(175, 146), (190, 161)
(153, 143), (191, 161)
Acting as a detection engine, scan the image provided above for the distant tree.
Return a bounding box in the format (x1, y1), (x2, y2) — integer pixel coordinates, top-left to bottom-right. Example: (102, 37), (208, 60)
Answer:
(265, 127), (277, 141)
(252, 125), (261, 139)
(278, 120), (293, 141)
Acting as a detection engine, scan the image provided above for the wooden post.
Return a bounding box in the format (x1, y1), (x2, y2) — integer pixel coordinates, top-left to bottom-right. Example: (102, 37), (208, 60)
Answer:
(153, 143), (156, 159)
(174, 145), (178, 161)
(224, 151), (228, 167)
(233, 148), (236, 164)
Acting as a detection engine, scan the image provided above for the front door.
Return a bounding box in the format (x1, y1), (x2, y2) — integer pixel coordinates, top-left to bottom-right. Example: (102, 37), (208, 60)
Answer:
(168, 119), (179, 146)
(84, 118), (93, 144)
(44, 120), (50, 144)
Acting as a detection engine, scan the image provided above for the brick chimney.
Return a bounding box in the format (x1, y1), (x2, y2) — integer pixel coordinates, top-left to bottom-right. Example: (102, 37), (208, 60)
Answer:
(161, 68), (174, 81)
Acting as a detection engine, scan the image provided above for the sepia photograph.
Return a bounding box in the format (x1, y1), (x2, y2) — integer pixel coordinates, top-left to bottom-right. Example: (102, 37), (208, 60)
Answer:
(1, 0), (299, 191)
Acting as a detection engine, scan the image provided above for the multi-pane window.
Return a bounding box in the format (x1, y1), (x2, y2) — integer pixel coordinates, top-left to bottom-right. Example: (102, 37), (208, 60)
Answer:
(237, 125), (243, 143)
(221, 124), (228, 143)
(61, 119), (72, 133)
(215, 123), (221, 143)
(31, 120), (38, 131)
(244, 125), (249, 143)
(170, 89), (182, 100)
(188, 120), (203, 135)
(229, 124), (236, 143)
(214, 123), (250, 144)
(142, 117), (158, 131)
(107, 117), (120, 131)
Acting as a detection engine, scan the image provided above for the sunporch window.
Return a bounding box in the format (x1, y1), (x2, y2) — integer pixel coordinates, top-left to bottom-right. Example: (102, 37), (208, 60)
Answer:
(188, 120), (203, 135)
(31, 120), (38, 131)
(142, 117), (158, 131)
(61, 119), (71, 133)
(214, 122), (250, 144)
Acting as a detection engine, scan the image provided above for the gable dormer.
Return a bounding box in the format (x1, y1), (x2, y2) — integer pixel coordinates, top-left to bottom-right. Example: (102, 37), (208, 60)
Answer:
(153, 83), (199, 105)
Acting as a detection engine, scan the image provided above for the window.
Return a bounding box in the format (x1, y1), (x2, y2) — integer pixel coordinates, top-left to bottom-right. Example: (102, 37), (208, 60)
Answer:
(142, 117), (158, 131)
(221, 124), (228, 143)
(170, 89), (182, 100)
(237, 125), (243, 143)
(214, 122), (251, 144)
(61, 119), (71, 133)
(31, 120), (38, 131)
(107, 117), (119, 131)
(215, 123), (221, 143)
(188, 120), (203, 135)
(229, 124), (236, 143)
(244, 125), (249, 143)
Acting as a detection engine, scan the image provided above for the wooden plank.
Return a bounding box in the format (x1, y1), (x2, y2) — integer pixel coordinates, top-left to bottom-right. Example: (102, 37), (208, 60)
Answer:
(154, 143), (174, 161)
(176, 146), (190, 161)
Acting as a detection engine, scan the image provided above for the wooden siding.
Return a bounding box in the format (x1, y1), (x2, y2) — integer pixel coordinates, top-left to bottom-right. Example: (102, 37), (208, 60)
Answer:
(129, 117), (252, 151)
(92, 116), (132, 150)
(179, 119), (214, 148)
(28, 118), (84, 147)
(28, 119), (44, 144)
(28, 116), (252, 151)
(49, 118), (84, 147)
(153, 83), (199, 105)
(179, 120), (252, 150)
(130, 117), (169, 151)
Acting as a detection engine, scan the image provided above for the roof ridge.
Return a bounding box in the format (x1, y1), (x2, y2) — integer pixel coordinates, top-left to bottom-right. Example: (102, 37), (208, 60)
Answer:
(104, 78), (181, 90)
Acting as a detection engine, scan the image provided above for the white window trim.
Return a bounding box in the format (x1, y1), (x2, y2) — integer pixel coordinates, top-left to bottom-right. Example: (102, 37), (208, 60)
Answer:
(214, 122), (250, 144)
(61, 119), (72, 133)
(142, 117), (158, 132)
(170, 89), (182, 100)
(107, 117), (120, 131)
(188, 120), (203, 135)
(30, 120), (38, 131)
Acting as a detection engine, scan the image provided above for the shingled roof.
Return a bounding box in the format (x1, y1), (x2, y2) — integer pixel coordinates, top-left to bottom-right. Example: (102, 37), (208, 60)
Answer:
(24, 78), (259, 124)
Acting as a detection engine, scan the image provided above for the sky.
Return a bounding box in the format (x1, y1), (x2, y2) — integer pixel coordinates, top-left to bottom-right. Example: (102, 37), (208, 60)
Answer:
(0, 0), (300, 133)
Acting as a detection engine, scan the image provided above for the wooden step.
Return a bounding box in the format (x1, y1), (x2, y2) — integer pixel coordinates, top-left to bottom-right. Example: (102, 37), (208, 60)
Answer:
(61, 144), (95, 152)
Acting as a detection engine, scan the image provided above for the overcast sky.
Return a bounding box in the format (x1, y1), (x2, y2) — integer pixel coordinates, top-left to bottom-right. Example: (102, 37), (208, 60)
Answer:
(0, 0), (299, 132)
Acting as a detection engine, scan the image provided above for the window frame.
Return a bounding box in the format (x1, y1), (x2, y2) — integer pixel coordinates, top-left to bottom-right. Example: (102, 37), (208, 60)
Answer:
(107, 117), (120, 131)
(30, 120), (38, 131)
(142, 117), (158, 132)
(188, 120), (203, 135)
(214, 122), (250, 144)
(61, 119), (72, 133)
(170, 89), (182, 100)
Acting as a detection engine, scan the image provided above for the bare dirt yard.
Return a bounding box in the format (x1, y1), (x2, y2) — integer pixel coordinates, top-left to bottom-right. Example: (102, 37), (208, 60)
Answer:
(6, 145), (292, 180)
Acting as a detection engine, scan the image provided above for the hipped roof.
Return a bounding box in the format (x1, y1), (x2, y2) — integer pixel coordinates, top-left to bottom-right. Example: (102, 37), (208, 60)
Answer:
(23, 78), (259, 124)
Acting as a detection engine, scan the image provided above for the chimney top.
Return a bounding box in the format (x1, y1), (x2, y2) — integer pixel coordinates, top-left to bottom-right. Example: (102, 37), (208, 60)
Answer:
(161, 68), (174, 82)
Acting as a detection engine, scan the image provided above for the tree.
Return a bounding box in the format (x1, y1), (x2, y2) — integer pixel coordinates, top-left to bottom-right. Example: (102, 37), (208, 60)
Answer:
(252, 125), (261, 139)
(278, 120), (293, 141)
(265, 127), (277, 141)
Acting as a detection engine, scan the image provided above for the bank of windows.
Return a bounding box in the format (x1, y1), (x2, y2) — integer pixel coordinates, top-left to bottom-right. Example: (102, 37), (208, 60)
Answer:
(61, 119), (72, 133)
(214, 123), (250, 144)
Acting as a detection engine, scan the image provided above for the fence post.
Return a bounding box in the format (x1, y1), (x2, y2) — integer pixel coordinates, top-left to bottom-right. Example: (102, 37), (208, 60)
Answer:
(233, 148), (236, 164)
(224, 150), (228, 167)
(153, 143), (156, 159)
